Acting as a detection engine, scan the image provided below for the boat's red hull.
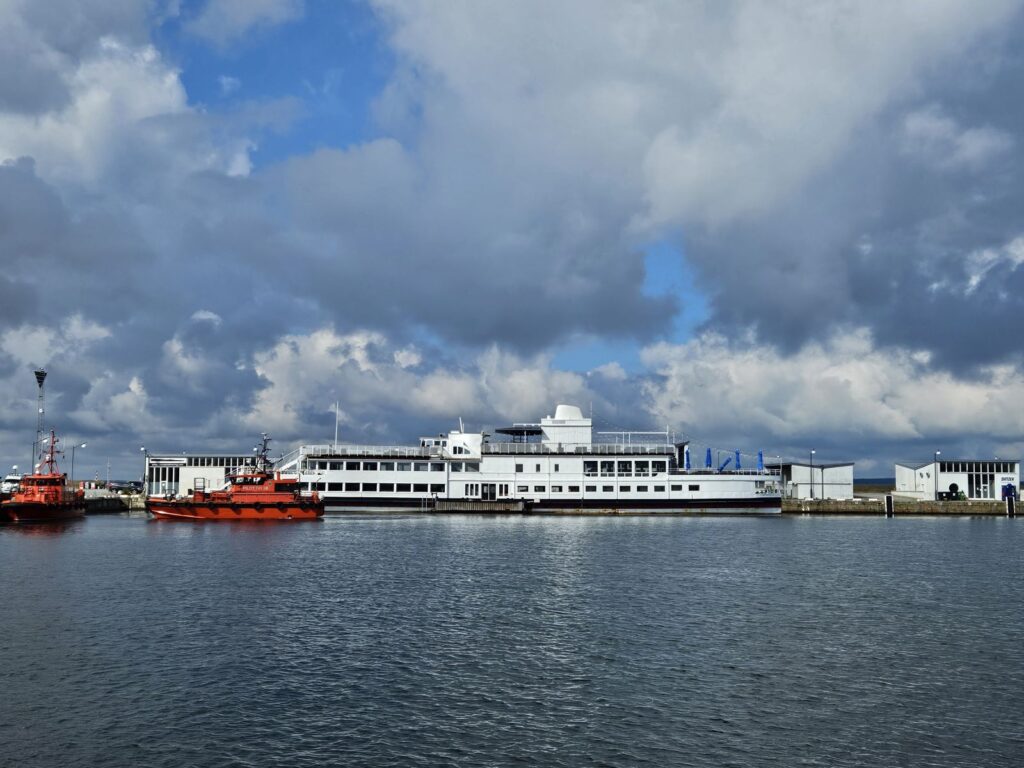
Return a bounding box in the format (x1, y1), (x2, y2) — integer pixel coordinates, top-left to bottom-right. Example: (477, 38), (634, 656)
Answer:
(147, 501), (323, 521)
(0, 501), (86, 523)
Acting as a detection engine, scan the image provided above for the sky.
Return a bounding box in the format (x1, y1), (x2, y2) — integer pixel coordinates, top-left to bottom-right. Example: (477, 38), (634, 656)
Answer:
(3, 0), (1024, 480)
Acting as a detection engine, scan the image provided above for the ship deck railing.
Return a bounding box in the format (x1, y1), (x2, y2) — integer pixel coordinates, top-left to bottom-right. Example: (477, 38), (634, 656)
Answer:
(299, 445), (438, 459)
(482, 442), (676, 455)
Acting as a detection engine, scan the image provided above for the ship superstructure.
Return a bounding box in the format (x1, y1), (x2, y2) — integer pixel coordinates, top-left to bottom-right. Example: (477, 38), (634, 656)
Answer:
(279, 404), (780, 514)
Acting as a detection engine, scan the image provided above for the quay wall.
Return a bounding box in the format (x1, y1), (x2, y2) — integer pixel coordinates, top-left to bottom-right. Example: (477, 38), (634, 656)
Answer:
(783, 498), (1011, 516)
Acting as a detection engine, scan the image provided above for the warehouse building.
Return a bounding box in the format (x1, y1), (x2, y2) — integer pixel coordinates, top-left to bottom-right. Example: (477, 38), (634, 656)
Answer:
(766, 461), (855, 500)
(894, 459), (1020, 501)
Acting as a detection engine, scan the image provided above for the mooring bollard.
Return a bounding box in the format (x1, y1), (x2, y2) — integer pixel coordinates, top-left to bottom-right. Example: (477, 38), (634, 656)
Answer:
(885, 494), (894, 518)
(1007, 495), (1016, 518)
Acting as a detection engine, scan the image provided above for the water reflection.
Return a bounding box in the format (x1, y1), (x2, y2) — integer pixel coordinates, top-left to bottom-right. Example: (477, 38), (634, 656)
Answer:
(0, 518), (84, 536)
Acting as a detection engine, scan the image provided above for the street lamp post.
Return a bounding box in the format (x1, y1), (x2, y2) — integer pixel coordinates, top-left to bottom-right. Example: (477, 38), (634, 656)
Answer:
(809, 449), (816, 499)
(140, 446), (148, 496)
(70, 442), (87, 487)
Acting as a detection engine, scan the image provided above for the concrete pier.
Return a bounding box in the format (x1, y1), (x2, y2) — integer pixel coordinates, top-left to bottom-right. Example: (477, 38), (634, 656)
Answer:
(783, 498), (1011, 516)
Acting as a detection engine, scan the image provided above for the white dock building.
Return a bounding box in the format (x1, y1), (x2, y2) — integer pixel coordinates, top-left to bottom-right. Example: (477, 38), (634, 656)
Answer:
(894, 459), (1020, 501)
(766, 461), (855, 500)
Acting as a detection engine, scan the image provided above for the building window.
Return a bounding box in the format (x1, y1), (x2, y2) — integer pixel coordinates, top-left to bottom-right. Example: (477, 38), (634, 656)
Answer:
(345, 483), (359, 492)
(635, 461), (649, 476)
(315, 482), (326, 491)
(637, 486), (648, 492)
(430, 462), (445, 472)
(654, 486), (665, 492)
(464, 463), (480, 473)
(345, 461), (360, 471)
(621, 486), (631, 492)
(396, 483), (411, 492)
(600, 461), (615, 476)
(602, 485), (613, 493)
(551, 485), (563, 493)
(430, 484), (444, 493)
(584, 461), (598, 476)
(618, 461), (632, 476)
(451, 462), (463, 472)
(397, 462), (411, 471)
(414, 463), (428, 472)
(363, 462), (378, 471)
(517, 485), (529, 493)
(534, 485), (545, 493)
(362, 483), (378, 492)
(585, 485), (596, 492)
(413, 483), (427, 493)
(330, 462), (342, 471)
(515, 463), (523, 472)
(568, 485), (580, 493)
(689, 484), (700, 491)
(535, 464), (541, 472)
(381, 462), (395, 471)
(652, 461), (667, 474)
(553, 464), (559, 472)
(328, 482), (343, 492)
(380, 483), (395, 492)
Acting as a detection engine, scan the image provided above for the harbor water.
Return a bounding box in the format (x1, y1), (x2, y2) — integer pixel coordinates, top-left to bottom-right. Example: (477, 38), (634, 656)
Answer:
(1, 515), (1022, 767)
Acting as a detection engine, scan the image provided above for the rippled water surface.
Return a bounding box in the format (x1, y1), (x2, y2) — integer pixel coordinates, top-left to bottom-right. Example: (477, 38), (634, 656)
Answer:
(2, 514), (1023, 767)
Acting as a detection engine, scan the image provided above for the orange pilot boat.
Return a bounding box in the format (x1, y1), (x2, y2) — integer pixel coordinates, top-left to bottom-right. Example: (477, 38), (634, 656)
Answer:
(1, 429), (86, 524)
(147, 434), (323, 521)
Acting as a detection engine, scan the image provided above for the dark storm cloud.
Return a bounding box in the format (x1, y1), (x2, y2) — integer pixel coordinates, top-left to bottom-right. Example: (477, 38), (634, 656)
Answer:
(680, 27), (1024, 370)
(271, 143), (676, 351)
(0, 0), (154, 114)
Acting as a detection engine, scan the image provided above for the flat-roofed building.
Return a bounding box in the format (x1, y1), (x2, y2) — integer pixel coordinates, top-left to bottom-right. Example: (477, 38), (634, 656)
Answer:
(144, 453), (252, 497)
(766, 461), (855, 500)
(894, 459), (1020, 501)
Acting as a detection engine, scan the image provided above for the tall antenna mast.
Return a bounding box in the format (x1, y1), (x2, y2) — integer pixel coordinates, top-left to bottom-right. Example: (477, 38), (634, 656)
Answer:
(33, 369), (47, 469)
(334, 401), (339, 449)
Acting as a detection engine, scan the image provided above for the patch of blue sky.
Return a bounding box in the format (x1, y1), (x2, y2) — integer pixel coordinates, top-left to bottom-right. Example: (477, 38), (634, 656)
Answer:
(154, 0), (393, 169)
(553, 239), (710, 373)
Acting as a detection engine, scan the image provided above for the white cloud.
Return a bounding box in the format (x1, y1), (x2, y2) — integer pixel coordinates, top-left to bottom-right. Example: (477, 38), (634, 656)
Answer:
(902, 104), (1013, 171)
(965, 236), (1024, 293)
(0, 314), (111, 366)
(590, 362), (628, 381)
(0, 36), (257, 186)
(188, 0), (303, 46)
(642, 328), (1024, 446)
(190, 309), (223, 325)
(218, 75), (240, 95)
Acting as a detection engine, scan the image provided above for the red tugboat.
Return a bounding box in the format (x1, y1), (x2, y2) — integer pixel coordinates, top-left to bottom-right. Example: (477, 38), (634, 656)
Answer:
(0, 429), (86, 523)
(147, 434), (323, 521)
(1, 369), (86, 524)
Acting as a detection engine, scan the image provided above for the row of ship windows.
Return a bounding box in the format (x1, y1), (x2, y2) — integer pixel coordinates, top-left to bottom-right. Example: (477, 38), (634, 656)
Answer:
(304, 460), (673, 475)
(306, 461), (479, 473)
(582, 460), (669, 475)
(306, 482), (447, 493)
(303, 482), (704, 493)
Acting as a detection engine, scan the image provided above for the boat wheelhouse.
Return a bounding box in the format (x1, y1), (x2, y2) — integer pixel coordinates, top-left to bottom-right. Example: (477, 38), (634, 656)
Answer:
(280, 404), (780, 514)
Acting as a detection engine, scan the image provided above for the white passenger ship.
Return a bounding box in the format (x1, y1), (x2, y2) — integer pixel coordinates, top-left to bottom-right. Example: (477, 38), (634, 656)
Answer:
(280, 405), (780, 514)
